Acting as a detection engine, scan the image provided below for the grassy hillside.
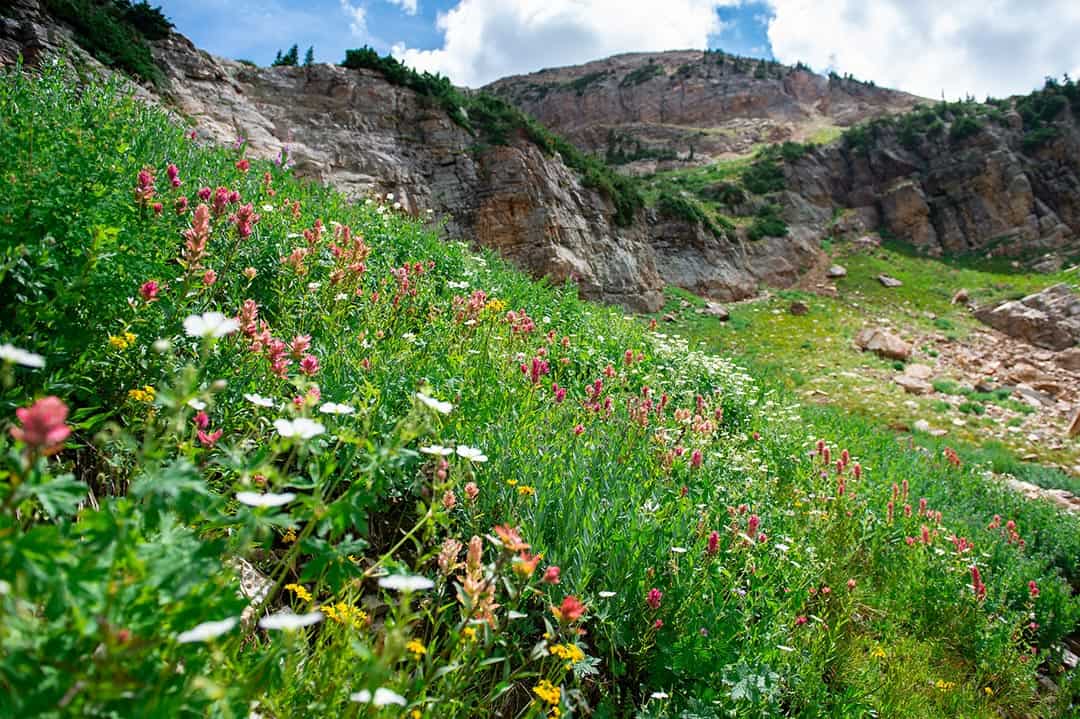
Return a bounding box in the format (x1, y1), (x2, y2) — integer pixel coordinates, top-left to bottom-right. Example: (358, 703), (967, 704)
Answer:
(652, 242), (1080, 479)
(1, 63), (1078, 718)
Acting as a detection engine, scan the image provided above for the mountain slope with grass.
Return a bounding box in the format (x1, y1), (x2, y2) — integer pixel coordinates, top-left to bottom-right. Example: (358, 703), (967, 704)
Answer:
(1, 60), (1079, 719)
(485, 50), (923, 172)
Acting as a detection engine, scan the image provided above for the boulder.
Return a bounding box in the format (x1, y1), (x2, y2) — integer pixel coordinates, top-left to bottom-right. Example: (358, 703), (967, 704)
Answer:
(701, 302), (730, 321)
(974, 284), (1080, 351)
(826, 265), (847, 278)
(789, 301), (809, 316)
(877, 274), (903, 288)
(855, 327), (912, 360)
(1055, 347), (1080, 372)
(903, 363), (934, 380)
(951, 288), (970, 305)
(895, 375), (933, 395)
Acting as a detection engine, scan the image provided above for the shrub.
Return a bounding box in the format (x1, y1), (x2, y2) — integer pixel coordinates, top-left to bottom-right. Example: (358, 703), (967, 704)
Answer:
(746, 203), (788, 240)
(949, 115), (982, 142)
(44, 0), (170, 85)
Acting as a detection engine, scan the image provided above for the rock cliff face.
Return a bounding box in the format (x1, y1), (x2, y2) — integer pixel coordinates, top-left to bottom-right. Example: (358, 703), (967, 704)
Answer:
(487, 50), (923, 169)
(783, 110), (1080, 263)
(2, 2), (834, 311)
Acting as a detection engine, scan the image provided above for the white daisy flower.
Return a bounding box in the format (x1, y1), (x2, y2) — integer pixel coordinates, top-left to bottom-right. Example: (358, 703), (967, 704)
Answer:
(236, 491), (296, 507)
(650, 691), (670, 700)
(187, 399), (207, 411)
(0, 343), (45, 368)
(415, 392), (452, 414)
(455, 445), (487, 463)
(670, 546), (687, 554)
(377, 574), (434, 592)
(419, 445), (454, 456)
(350, 688), (406, 707)
(183, 312), (240, 339)
(177, 617), (238, 643)
(447, 280), (469, 289)
(258, 610), (323, 630)
(599, 591), (616, 598)
(273, 418), (325, 439)
(244, 393), (276, 408)
(318, 402), (355, 415)
(507, 610), (528, 620)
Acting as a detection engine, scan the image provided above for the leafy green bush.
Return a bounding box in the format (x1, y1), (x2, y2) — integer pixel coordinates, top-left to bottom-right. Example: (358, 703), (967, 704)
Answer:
(949, 115), (983, 142)
(619, 61), (664, 87)
(44, 0), (170, 85)
(741, 155), (786, 195)
(746, 203), (788, 240)
(656, 190), (731, 238)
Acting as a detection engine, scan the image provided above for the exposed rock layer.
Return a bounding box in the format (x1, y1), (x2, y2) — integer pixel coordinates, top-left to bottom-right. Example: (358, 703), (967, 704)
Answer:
(783, 115), (1080, 263)
(486, 50), (922, 167)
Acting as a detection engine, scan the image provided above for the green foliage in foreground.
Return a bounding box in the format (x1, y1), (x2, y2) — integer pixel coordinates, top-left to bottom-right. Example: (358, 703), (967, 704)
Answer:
(341, 46), (643, 226)
(0, 65), (1078, 718)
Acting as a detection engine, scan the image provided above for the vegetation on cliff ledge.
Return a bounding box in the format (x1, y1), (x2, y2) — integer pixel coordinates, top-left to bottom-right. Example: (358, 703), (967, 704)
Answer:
(342, 46), (643, 226)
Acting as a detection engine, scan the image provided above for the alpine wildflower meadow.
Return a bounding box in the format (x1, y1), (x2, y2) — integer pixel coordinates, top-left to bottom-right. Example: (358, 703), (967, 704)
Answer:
(0, 63), (1078, 718)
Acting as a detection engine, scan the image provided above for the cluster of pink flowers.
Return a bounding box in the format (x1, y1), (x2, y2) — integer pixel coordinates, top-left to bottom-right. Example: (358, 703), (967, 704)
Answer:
(505, 309), (536, 335)
(134, 166), (155, 207)
(389, 263), (426, 306)
(452, 290), (488, 324)
(139, 280), (160, 303)
(520, 355), (549, 385)
(201, 186), (240, 217)
(10, 396), (71, 455)
(166, 163), (182, 189)
(229, 203), (260, 239)
(646, 587), (663, 610)
(193, 410), (223, 447)
(328, 224), (371, 288)
(970, 565), (987, 601)
(182, 204), (212, 270)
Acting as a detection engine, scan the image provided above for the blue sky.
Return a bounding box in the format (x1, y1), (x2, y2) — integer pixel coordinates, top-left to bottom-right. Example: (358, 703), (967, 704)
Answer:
(157, 0), (774, 81)
(155, 0), (1080, 98)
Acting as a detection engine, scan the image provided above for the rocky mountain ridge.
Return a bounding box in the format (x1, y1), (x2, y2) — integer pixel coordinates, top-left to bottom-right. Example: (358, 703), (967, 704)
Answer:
(486, 49), (924, 172)
(2, 0), (1079, 316)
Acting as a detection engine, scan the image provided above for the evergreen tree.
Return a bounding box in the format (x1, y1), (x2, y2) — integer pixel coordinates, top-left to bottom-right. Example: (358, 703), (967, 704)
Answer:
(303, 46), (315, 67)
(283, 44), (299, 66)
(272, 50), (283, 66)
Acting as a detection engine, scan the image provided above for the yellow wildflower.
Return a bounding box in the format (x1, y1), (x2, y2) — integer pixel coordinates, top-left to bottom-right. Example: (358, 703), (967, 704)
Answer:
(934, 680), (956, 691)
(109, 332), (137, 351)
(282, 528), (298, 543)
(984, 687), (994, 696)
(871, 646), (886, 659)
(484, 298), (507, 315)
(284, 583), (313, 603)
(506, 479), (518, 487)
(462, 626), (477, 642)
(532, 680), (560, 706)
(410, 711), (422, 719)
(323, 601), (368, 629)
(406, 639), (427, 660)
(517, 485), (536, 496)
(549, 643), (585, 669)
(127, 385), (155, 403)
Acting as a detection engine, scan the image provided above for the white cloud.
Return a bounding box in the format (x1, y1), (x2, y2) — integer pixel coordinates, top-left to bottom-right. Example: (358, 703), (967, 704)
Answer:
(764, 0), (1080, 100)
(387, 0), (419, 15)
(394, 0), (733, 87)
(340, 0), (368, 37)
